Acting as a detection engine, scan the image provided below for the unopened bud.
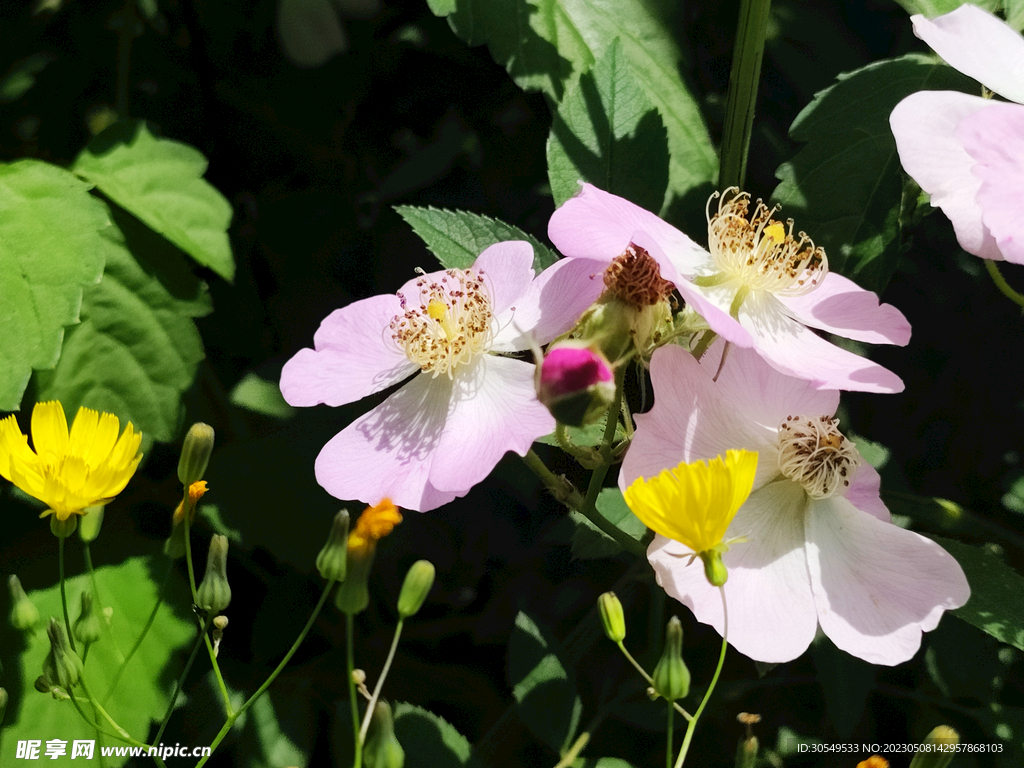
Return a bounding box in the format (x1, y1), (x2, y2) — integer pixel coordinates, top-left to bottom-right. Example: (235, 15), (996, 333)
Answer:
(196, 535), (231, 614)
(42, 618), (83, 690)
(364, 701), (405, 768)
(78, 506), (104, 543)
(700, 549), (729, 587)
(73, 591), (102, 646)
(178, 422), (215, 487)
(651, 616), (690, 701)
(164, 521), (187, 559)
(316, 509), (350, 582)
(909, 726), (959, 768)
(212, 615), (229, 658)
(9, 575), (39, 631)
(537, 344), (616, 427)
(334, 548), (373, 615)
(598, 592), (626, 643)
(736, 712), (761, 768)
(50, 515), (78, 539)
(397, 560), (435, 618)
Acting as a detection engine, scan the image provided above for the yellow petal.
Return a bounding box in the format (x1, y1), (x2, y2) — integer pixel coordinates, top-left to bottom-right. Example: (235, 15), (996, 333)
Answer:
(31, 401), (69, 460)
(0, 414), (36, 481)
(69, 407), (120, 466)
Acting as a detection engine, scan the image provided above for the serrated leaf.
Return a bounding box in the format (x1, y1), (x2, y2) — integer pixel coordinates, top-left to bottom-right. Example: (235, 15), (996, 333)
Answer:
(536, 414), (626, 450)
(34, 206), (211, 448)
(570, 488), (647, 559)
(508, 611), (581, 754)
(393, 702), (472, 768)
(0, 160), (109, 410)
(426, 0), (715, 211)
(394, 205), (557, 272)
(547, 38), (668, 213)
(72, 120), (235, 281)
(1, 557), (193, 767)
(892, 0), (1024, 32)
(931, 535), (1024, 651)
(772, 54), (977, 293)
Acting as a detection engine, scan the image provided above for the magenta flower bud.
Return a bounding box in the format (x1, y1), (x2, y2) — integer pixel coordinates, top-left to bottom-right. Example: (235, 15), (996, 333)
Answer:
(537, 344), (616, 428)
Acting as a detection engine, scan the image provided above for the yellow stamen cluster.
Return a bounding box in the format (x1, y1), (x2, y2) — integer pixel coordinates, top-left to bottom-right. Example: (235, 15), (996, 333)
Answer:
(602, 244), (675, 307)
(777, 415), (859, 499)
(348, 499), (402, 554)
(390, 269), (493, 378)
(706, 188), (827, 296)
(0, 401), (142, 521)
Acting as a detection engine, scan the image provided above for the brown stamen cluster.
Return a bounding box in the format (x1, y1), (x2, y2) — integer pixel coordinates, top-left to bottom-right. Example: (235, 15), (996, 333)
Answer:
(603, 244), (675, 308)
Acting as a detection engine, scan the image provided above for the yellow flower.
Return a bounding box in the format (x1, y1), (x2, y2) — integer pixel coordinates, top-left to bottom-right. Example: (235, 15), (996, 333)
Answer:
(624, 450), (757, 585)
(348, 499), (402, 555)
(0, 401), (143, 521)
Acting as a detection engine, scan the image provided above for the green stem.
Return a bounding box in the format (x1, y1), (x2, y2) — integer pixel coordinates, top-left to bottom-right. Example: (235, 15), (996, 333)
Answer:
(84, 543), (126, 664)
(346, 612), (364, 768)
(193, 579), (336, 768)
(152, 614), (213, 748)
(359, 618), (404, 742)
(666, 701), (674, 768)
(689, 331), (718, 361)
(719, 0), (773, 190)
(673, 587), (729, 768)
(615, 641), (692, 721)
(59, 536), (77, 654)
(985, 259), (1024, 309)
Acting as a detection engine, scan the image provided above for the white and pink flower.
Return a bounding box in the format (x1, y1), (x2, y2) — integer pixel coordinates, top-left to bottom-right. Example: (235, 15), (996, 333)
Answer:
(279, 241), (593, 512)
(620, 343), (969, 665)
(890, 4), (1024, 263)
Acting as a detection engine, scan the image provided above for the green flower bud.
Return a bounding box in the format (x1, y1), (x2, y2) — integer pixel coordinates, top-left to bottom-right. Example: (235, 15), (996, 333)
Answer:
(598, 592), (626, 643)
(397, 560), (435, 618)
(196, 535), (231, 614)
(364, 701), (405, 768)
(78, 505), (105, 543)
(9, 575), (39, 631)
(316, 509), (350, 582)
(50, 515), (78, 539)
(42, 618), (83, 690)
(909, 726), (959, 768)
(178, 422), (215, 487)
(73, 591), (102, 646)
(334, 543), (374, 615)
(700, 549), (729, 587)
(164, 521), (187, 559)
(651, 616), (690, 701)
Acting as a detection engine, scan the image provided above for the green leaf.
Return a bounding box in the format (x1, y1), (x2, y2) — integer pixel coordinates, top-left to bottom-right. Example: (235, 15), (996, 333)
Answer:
(230, 372), (297, 419)
(891, 0), (1024, 32)
(72, 120), (235, 281)
(508, 611), (582, 754)
(536, 414), (626, 450)
(394, 205), (557, 272)
(393, 702), (472, 768)
(932, 536), (1024, 651)
(574, 759), (636, 768)
(1, 557), (193, 767)
(426, 0), (715, 211)
(244, 689), (312, 768)
(570, 488), (647, 559)
(34, 206), (212, 448)
(0, 160), (109, 410)
(772, 54), (977, 293)
(547, 38), (668, 212)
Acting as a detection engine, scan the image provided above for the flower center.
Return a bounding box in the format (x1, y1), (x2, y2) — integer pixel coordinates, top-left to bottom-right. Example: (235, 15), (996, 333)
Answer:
(603, 244), (675, 308)
(706, 188), (828, 296)
(777, 415), (859, 499)
(390, 269), (493, 378)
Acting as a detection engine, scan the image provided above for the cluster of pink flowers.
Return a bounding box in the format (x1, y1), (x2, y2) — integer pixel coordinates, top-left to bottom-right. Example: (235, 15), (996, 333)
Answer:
(279, 2), (996, 662)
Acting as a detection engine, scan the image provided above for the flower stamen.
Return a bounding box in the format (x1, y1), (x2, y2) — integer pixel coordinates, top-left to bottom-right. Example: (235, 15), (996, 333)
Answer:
(777, 415), (859, 499)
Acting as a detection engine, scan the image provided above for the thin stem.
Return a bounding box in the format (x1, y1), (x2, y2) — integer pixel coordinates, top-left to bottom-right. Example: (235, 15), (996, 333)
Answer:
(359, 618), (405, 742)
(666, 701), (674, 768)
(347, 612), (364, 768)
(673, 588), (729, 768)
(59, 536), (77, 654)
(203, 625), (233, 714)
(719, 0), (773, 190)
(616, 642), (692, 721)
(985, 259), (1024, 309)
(183, 511), (198, 600)
(84, 543), (126, 664)
(689, 330), (718, 361)
(151, 614), (213, 749)
(193, 580), (335, 768)
(553, 732), (591, 768)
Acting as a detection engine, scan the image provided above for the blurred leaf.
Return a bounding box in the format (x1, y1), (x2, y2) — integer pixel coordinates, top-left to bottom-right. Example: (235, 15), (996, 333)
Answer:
(772, 54), (976, 292)
(394, 205), (557, 272)
(73, 120), (235, 281)
(2, 557), (192, 767)
(0, 160), (109, 410)
(570, 488), (647, 559)
(230, 372), (297, 419)
(574, 759), (636, 768)
(393, 702), (472, 768)
(277, 0), (348, 68)
(198, 504), (244, 545)
(931, 536), (1024, 651)
(508, 611), (582, 754)
(35, 206), (212, 448)
(811, 638), (876, 739)
(547, 38), (669, 212)
(244, 689), (311, 768)
(0, 52), (55, 102)
(891, 0), (1024, 32)
(426, 0), (715, 211)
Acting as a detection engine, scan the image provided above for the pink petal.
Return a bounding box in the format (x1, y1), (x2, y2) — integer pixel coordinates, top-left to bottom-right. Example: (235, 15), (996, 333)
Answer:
(911, 5), (1024, 104)
(430, 355), (554, 491)
(314, 372), (464, 512)
(806, 497), (970, 665)
(959, 102), (1024, 265)
(890, 91), (1003, 260)
(473, 240), (536, 318)
(779, 273), (911, 346)
(845, 463), (890, 523)
(649, 479), (820, 664)
(548, 183), (711, 274)
(503, 257), (606, 349)
(738, 292), (905, 393)
(280, 294), (416, 407)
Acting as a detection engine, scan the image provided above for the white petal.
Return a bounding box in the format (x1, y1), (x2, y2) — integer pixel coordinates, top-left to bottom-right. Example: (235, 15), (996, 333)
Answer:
(473, 241), (536, 318)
